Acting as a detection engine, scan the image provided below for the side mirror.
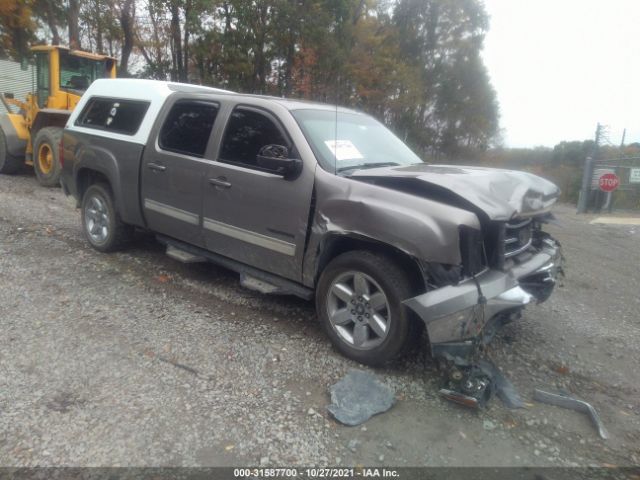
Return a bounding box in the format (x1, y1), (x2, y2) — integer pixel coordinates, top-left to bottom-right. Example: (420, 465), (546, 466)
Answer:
(3, 92), (15, 99)
(256, 144), (302, 179)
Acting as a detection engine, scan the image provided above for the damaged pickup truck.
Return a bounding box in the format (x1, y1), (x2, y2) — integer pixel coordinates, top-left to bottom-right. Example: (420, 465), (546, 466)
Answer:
(60, 79), (563, 367)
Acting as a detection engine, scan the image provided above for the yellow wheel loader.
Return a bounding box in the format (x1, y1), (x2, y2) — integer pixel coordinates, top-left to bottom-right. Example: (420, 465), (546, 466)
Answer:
(0, 46), (116, 187)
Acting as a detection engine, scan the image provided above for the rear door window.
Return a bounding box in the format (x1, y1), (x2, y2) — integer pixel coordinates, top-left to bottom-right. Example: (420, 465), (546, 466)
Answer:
(77, 97), (150, 135)
(159, 100), (219, 158)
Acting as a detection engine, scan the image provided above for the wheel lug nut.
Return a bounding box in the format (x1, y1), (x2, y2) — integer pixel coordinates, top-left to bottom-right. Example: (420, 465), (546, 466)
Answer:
(365, 313), (369, 318)
(357, 316), (362, 321)
(351, 310), (355, 314)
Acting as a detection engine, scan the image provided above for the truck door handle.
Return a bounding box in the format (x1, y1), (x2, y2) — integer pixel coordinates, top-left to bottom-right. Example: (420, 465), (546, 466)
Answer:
(209, 177), (232, 189)
(148, 163), (166, 172)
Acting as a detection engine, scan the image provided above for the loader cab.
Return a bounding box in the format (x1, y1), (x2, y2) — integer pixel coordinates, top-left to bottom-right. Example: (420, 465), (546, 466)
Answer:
(31, 46), (116, 111)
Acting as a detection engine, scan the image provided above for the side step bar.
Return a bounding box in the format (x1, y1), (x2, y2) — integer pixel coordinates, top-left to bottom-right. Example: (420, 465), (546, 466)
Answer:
(166, 245), (207, 264)
(157, 235), (314, 300)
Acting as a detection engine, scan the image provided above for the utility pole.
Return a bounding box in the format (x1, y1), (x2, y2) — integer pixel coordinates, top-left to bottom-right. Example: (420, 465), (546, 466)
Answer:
(577, 123), (601, 214)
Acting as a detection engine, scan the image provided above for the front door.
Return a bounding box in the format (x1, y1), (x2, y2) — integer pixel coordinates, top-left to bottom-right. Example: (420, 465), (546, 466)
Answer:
(202, 106), (314, 281)
(141, 99), (220, 245)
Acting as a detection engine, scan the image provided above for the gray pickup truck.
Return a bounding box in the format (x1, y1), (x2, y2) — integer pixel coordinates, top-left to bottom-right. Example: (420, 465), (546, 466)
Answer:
(61, 79), (563, 367)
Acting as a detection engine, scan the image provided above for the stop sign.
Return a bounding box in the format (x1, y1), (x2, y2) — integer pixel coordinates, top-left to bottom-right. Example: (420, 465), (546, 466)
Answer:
(599, 173), (620, 192)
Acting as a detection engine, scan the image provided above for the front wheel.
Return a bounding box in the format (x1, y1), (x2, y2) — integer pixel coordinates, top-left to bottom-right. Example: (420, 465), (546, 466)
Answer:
(316, 250), (419, 366)
(33, 127), (63, 187)
(81, 183), (132, 252)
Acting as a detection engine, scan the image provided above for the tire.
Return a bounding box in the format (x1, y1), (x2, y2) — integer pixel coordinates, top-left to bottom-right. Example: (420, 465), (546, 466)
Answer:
(33, 127), (63, 187)
(0, 125), (24, 174)
(81, 183), (133, 252)
(316, 250), (420, 366)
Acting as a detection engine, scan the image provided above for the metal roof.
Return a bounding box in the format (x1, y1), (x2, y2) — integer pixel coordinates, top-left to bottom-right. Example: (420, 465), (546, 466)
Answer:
(0, 59), (35, 114)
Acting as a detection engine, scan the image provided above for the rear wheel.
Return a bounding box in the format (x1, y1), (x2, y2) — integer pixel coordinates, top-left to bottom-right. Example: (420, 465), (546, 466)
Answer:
(316, 250), (420, 366)
(81, 183), (133, 252)
(33, 127), (63, 187)
(0, 126), (24, 174)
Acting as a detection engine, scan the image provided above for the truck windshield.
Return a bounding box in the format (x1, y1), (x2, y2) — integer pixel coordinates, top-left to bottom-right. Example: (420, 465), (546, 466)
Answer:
(59, 50), (109, 92)
(291, 109), (423, 174)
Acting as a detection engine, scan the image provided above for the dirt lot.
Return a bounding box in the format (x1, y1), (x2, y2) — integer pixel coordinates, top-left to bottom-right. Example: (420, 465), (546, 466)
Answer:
(1, 172), (639, 468)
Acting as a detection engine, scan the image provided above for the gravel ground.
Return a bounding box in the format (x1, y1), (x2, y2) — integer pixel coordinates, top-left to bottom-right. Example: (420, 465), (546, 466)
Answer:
(0, 172), (639, 468)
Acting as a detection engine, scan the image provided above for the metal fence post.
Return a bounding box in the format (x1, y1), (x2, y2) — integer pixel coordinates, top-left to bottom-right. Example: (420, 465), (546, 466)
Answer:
(577, 156), (595, 214)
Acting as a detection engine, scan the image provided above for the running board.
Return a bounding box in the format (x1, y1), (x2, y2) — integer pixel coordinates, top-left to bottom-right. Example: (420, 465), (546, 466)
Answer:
(156, 235), (314, 300)
(166, 245), (207, 263)
(239, 273), (282, 295)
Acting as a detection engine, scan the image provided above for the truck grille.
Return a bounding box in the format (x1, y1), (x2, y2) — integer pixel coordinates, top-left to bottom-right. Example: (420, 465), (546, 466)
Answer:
(504, 218), (533, 258)
(460, 226), (486, 276)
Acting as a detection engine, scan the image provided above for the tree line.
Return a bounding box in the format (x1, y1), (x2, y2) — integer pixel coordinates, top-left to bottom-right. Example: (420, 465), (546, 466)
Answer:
(0, 0), (499, 158)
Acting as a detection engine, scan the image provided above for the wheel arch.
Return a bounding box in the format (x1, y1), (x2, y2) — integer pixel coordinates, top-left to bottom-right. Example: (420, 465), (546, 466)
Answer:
(31, 110), (70, 142)
(76, 167), (112, 203)
(74, 161), (125, 222)
(314, 233), (426, 295)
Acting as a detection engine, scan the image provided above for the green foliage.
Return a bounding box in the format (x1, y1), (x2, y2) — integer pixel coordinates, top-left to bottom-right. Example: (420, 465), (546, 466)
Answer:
(0, 0), (36, 60)
(552, 140), (596, 167)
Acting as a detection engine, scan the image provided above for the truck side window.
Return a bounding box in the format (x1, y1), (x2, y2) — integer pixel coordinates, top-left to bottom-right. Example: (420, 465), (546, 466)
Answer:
(77, 97), (150, 135)
(220, 109), (288, 169)
(159, 100), (219, 158)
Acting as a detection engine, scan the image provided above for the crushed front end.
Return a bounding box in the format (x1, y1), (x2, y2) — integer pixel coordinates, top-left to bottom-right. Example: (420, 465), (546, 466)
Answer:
(404, 214), (564, 364)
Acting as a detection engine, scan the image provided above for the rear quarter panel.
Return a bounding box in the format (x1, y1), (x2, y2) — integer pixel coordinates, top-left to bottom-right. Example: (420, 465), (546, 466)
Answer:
(63, 130), (145, 227)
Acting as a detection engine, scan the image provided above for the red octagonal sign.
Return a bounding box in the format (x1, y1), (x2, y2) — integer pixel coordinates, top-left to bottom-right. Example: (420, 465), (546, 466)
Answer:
(599, 173), (620, 192)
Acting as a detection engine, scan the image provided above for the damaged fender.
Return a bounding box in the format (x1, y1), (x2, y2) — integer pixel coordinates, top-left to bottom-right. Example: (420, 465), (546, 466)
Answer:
(302, 167), (481, 286)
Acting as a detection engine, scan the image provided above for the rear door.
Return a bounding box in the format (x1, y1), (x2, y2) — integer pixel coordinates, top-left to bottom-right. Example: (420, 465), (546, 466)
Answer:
(202, 105), (315, 281)
(141, 99), (220, 245)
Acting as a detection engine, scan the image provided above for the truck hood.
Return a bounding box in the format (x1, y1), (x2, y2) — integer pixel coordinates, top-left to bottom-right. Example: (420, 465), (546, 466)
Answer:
(350, 163), (560, 221)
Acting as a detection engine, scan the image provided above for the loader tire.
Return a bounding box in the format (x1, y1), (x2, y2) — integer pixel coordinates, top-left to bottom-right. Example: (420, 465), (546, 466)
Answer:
(0, 126), (23, 174)
(33, 127), (63, 187)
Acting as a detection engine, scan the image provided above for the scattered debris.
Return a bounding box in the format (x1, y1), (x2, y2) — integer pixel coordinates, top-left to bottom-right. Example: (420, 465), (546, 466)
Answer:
(482, 419), (497, 431)
(154, 274), (171, 283)
(157, 355), (200, 377)
(347, 439), (360, 452)
(327, 370), (396, 426)
(438, 358), (523, 409)
(551, 363), (570, 375)
(478, 359), (524, 409)
(46, 391), (86, 413)
(439, 364), (491, 409)
(533, 389), (608, 439)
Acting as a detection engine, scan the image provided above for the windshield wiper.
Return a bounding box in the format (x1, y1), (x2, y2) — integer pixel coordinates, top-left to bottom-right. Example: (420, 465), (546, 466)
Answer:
(337, 162), (400, 173)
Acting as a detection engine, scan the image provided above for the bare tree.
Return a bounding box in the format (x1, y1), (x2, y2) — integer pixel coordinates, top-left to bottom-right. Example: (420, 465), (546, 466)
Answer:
(68, 0), (81, 48)
(37, 0), (61, 44)
(119, 0), (135, 75)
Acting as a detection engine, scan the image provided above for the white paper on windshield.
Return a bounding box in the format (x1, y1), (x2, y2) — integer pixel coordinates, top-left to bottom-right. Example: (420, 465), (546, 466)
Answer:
(324, 140), (364, 161)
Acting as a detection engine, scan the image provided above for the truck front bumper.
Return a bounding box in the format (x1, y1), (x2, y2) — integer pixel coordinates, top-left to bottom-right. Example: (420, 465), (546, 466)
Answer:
(403, 237), (563, 362)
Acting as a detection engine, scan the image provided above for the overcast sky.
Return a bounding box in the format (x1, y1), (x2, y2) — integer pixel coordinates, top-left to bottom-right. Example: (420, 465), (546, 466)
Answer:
(481, 0), (640, 148)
